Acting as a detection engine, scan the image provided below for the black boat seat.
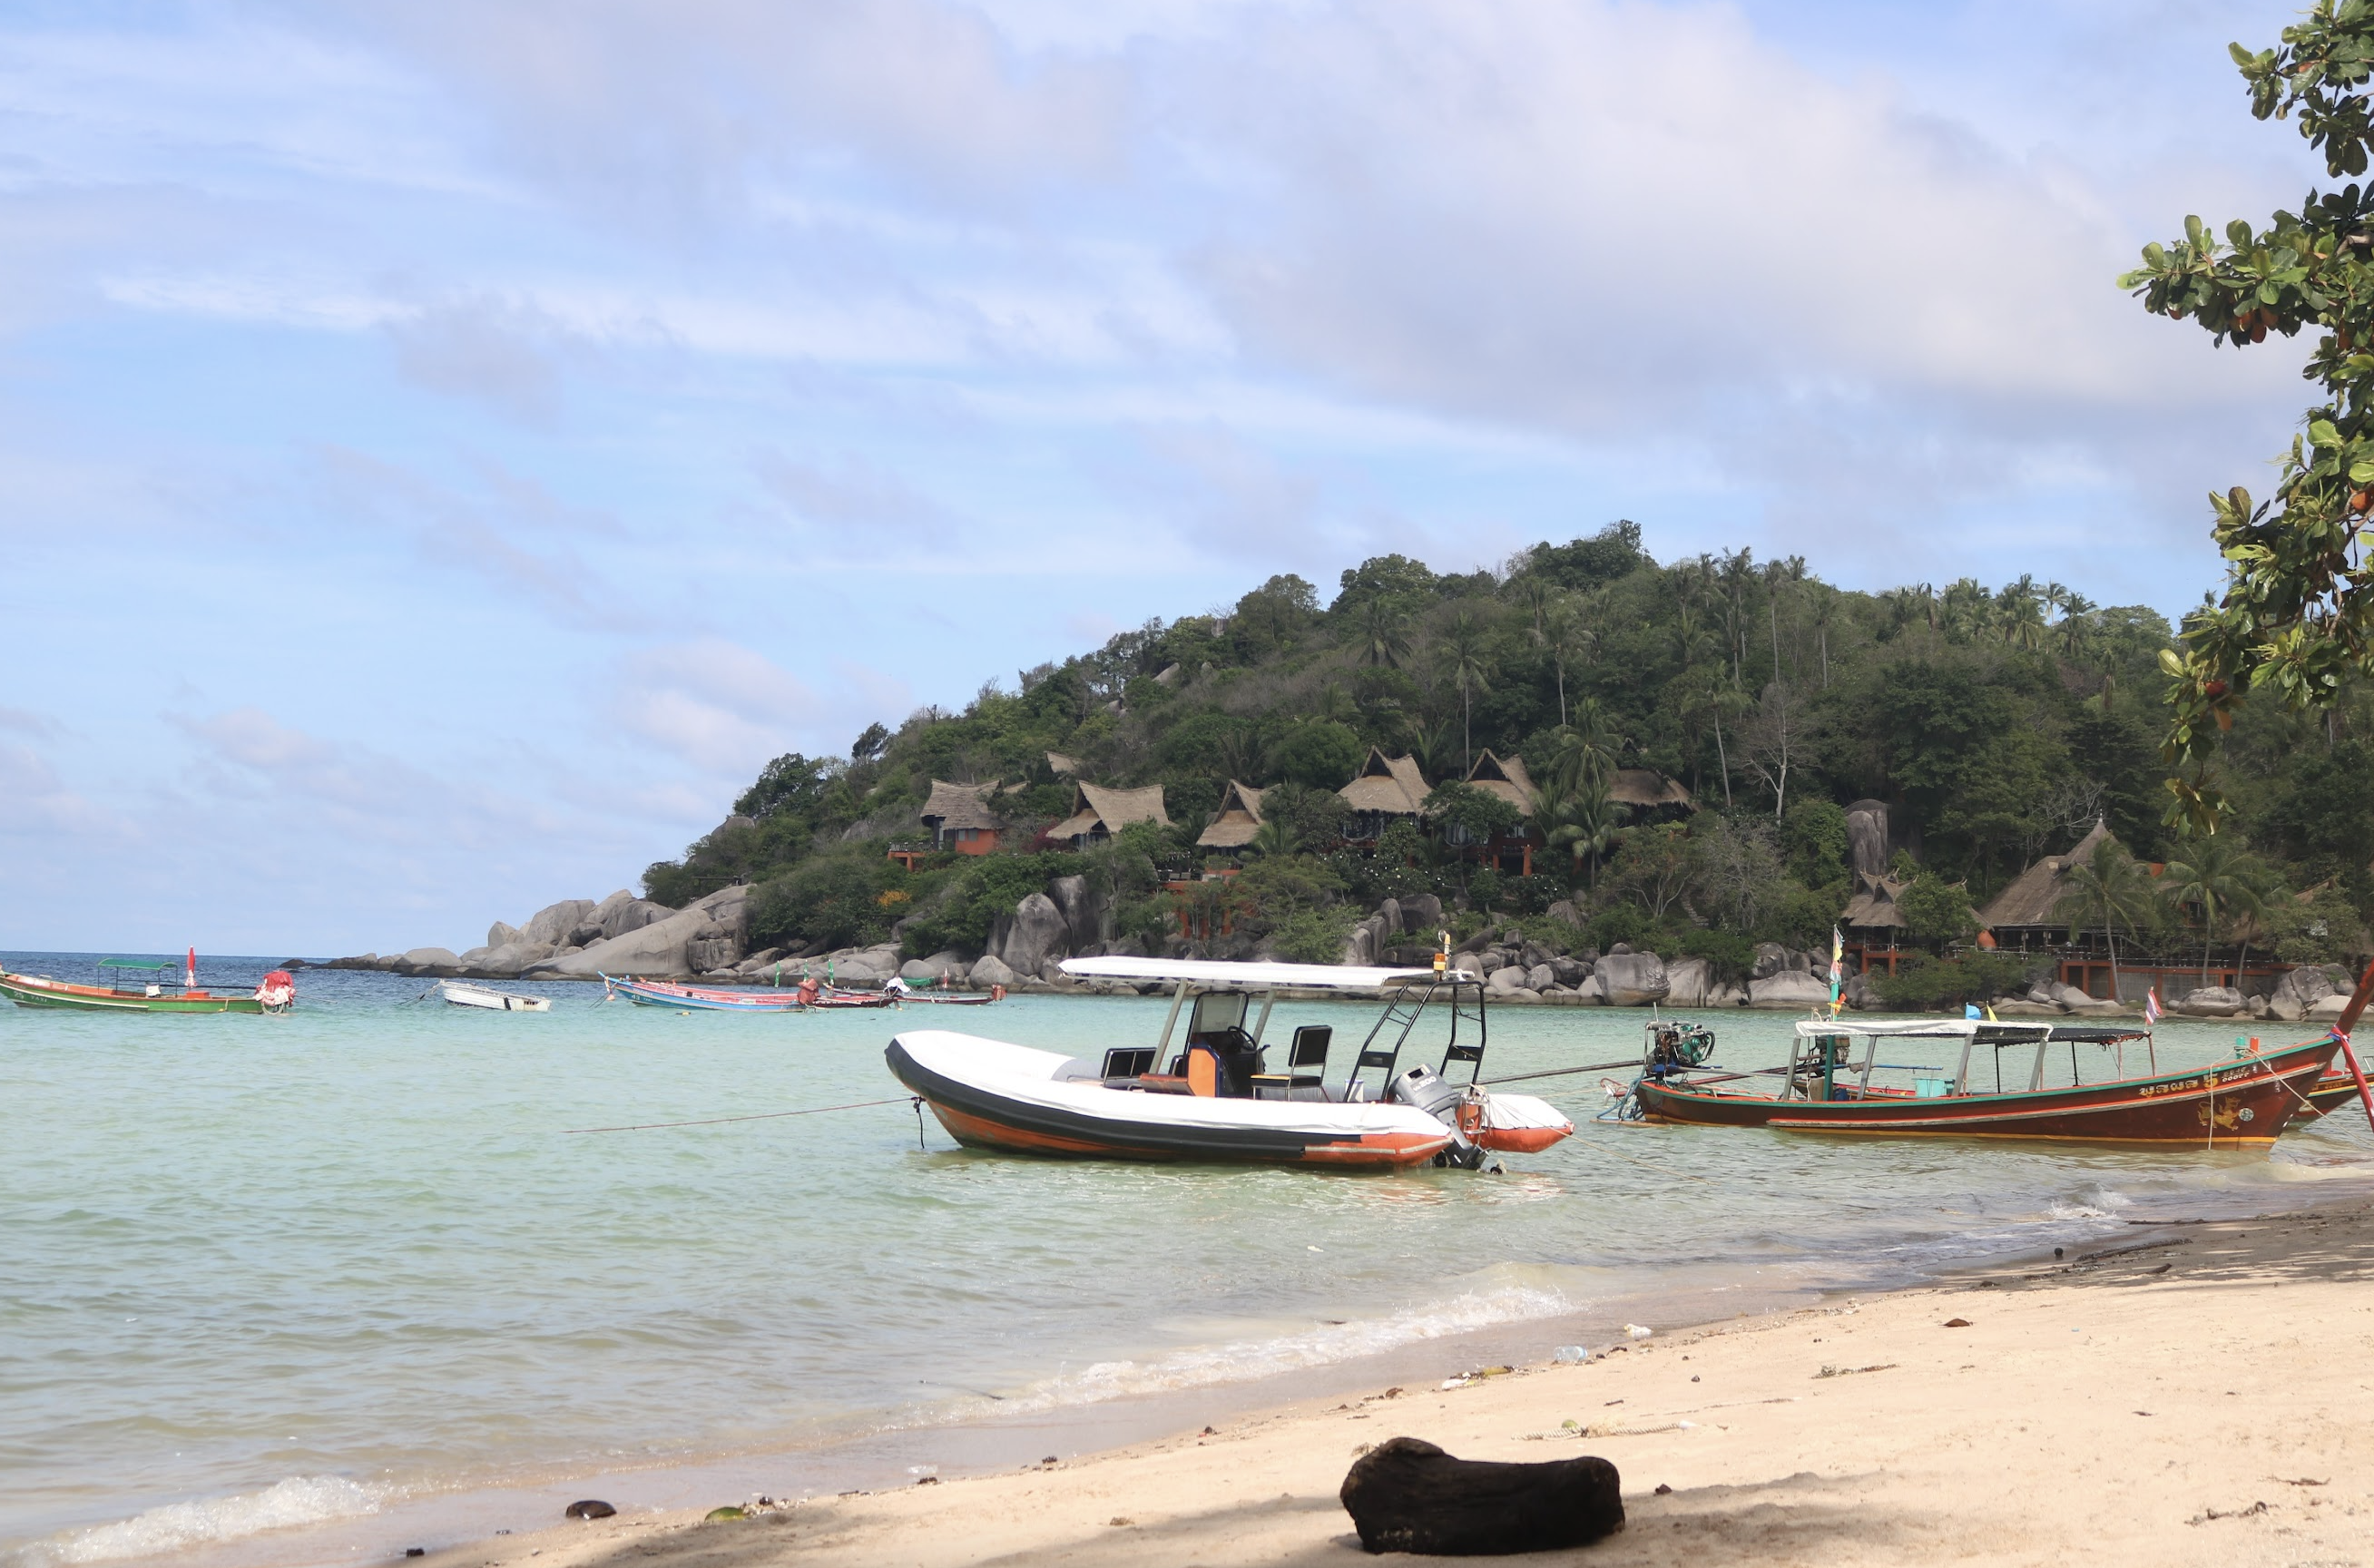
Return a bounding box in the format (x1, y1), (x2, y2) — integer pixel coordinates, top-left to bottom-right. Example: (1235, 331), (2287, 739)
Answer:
(1101, 1046), (1157, 1080)
(1251, 1024), (1332, 1096)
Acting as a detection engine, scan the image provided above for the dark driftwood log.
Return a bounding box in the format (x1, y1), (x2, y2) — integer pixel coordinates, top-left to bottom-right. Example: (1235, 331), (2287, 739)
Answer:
(1339, 1436), (1624, 1555)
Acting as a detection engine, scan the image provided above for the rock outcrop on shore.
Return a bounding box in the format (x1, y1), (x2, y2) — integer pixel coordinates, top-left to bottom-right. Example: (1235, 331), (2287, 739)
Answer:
(332, 875), (2349, 1015)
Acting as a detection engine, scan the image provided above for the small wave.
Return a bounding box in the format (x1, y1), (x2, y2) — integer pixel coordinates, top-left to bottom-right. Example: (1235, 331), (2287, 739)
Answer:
(996, 1283), (1578, 1414)
(7, 1476), (387, 1567)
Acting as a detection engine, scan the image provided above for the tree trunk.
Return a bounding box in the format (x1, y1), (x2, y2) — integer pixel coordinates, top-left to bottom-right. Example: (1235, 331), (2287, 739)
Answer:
(1555, 661), (1567, 728)
(1340, 1436), (1624, 1556)
(2106, 921), (2121, 1006)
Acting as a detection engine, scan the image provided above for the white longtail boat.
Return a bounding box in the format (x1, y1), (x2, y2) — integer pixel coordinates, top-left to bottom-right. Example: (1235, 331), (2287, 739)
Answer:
(439, 980), (553, 1013)
(885, 956), (1572, 1171)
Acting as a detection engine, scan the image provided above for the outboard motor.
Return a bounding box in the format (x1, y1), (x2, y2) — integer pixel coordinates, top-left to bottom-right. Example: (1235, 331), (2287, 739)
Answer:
(1389, 1064), (1486, 1168)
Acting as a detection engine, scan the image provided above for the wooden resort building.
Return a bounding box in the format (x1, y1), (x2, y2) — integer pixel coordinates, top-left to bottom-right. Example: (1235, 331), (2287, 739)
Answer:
(1608, 768), (1696, 819)
(1046, 781), (1172, 850)
(1338, 749), (1431, 844)
(888, 779), (1006, 868)
(1195, 779), (1267, 853)
(1977, 820), (2279, 1002)
(1455, 750), (1541, 876)
(1840, 873), (1910, 974)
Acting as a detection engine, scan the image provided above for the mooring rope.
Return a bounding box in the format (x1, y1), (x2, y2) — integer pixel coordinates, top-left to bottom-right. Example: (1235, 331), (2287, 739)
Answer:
(562, 1096), (913, 1134)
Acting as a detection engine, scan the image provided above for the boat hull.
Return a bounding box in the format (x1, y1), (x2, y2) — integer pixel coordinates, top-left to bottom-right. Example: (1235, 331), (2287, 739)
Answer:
(440, 982), (552, 1013)
(1, 972), (265, 1014)
(2291, 1070), (2374, 1123)
(1634, 1038), (2338, 1148)
(888, 1032), (1457, 1169)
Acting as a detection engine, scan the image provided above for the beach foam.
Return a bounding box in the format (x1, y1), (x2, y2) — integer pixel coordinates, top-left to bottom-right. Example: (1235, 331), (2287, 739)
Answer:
(997, 1279), (1579, 1414)
(6, 1476), (387, 1567)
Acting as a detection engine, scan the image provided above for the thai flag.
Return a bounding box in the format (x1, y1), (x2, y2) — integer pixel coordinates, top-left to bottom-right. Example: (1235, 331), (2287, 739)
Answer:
(2143, 988), (2162, 1024)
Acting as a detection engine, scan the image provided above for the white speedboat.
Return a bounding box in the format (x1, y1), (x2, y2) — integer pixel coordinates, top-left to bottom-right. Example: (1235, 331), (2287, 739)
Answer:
(439, 980), (552, 1013)
(885, 956), (1572, 1171)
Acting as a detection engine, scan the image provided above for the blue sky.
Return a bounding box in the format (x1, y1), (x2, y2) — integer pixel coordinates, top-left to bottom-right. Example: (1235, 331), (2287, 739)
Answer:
(0, 0), (2337, 954)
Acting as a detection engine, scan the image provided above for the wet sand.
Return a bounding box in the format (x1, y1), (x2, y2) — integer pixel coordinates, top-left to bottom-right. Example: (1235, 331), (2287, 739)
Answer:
(393, 1200), (2374, 1567)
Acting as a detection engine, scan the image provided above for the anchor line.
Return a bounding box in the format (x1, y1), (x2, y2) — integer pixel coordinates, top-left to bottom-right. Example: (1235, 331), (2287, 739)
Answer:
(562, 1096), (913, 1134)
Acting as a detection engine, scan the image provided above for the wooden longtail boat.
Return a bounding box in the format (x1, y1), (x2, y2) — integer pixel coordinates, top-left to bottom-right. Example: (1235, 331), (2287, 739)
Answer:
(1, 956), (294, 1014)
(1630, 1016), (2340, 1149)
(886, 956), (1573, 1170)
(601, 974), (898, 1011)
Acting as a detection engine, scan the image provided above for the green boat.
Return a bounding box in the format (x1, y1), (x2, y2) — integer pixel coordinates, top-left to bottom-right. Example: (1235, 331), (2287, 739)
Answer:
(0, 957), (296, 1014)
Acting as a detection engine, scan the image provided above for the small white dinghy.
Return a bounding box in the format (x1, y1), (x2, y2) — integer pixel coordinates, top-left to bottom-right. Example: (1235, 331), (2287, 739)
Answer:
(438, 980), (552, 1013)
(886, 955), (1572, 1171)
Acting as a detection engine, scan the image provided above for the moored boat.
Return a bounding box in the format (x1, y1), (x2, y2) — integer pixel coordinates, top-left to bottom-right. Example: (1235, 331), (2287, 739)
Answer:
(439, 980), (552, 1013)
(885, 956), (1574, 1170)
(1628, 1016), (2338, 1148)
(2, 956), (295, 1014)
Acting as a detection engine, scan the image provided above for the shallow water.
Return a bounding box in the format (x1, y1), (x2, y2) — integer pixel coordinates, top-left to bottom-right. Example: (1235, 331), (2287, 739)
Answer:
(5, 953), (2370, 1563)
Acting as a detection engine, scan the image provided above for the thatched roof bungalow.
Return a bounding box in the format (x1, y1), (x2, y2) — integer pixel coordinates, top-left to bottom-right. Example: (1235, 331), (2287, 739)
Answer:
(1339, 749), (1430, 842)
(1196, 779), (1267, 851)
(1841, 873), (1909, 933)
(1463, 750), (1539, 814)
(1977, 820), (2115, 944)
(1609, 768), (1695, 815)
(1046, 781), (1172, 850)
(918, 779), (1003, 856)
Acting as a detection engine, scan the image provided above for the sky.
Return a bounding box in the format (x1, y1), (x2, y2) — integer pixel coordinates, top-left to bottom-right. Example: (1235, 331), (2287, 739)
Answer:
(0, 0), (2342, 955)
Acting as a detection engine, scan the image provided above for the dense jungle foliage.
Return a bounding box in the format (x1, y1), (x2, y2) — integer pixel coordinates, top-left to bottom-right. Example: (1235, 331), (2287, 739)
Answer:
(644, 524), (2374, 974)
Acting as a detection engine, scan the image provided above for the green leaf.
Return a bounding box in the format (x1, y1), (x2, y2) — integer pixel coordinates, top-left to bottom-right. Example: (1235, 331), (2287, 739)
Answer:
(2350, 459), (2374, 483)
(2311, 418), (2344, 447)
(2185, 214), (2205, 245)
(2230, 41), (2255, 67)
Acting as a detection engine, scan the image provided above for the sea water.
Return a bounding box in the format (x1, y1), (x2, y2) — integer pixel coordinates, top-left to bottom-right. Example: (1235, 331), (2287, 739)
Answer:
(5, 954), (2370, 1564)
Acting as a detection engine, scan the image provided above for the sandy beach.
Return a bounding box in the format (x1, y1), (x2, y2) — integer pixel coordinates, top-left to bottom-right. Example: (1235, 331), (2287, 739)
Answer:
(387, 1199), (2374, 1568)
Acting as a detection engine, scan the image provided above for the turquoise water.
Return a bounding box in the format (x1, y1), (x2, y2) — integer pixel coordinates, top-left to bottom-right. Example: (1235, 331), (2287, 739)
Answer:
(5, 953), (2371, 1563)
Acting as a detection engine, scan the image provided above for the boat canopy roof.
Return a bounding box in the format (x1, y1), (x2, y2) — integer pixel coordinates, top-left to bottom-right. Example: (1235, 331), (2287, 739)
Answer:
(1061, 956), (1441, 991)
(1976, 1023), (2151, 1045)
(97, 958), (174, 970)
(1792, 1017), (1978, 1040)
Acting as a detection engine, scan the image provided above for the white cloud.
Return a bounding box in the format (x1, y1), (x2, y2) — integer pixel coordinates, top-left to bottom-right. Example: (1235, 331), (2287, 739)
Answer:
(615, 638), (824, 774)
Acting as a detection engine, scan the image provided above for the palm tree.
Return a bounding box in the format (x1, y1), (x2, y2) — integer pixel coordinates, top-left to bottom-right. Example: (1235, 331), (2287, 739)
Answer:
(1353, 595), (1412, 670)
(1531, 777), (1619, 890)
(1434, 609), (1495, 777)
(2159, 835), (2270, 985)
(2054, 844), (2160, 1004)
(1248, 814), (1299, 858)
(2057, 592), (2095, 659)
(1541, 598), (1594, 726)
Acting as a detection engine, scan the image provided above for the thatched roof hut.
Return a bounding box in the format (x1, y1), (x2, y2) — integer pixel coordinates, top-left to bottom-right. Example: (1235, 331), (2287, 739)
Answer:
(1196, 779), (1267, 850)
(918, 779), (1004, 854)
(1045, 751), (1081, 778)
(1339, 748), (1430, 843)
(1464, 750), (1538, 814)
(1841, 873), (1910, 932)
(1046, 781), (1172, 848)
(1339, 748), (1429, 815)
(1977, 820), (2115, 936)
(1609, 768), (1695, 810)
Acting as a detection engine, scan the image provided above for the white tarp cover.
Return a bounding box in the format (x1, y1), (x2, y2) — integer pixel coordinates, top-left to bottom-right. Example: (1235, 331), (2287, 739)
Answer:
(1793, 1017), (1979, 1039)
(1061, 956), (1441, 991)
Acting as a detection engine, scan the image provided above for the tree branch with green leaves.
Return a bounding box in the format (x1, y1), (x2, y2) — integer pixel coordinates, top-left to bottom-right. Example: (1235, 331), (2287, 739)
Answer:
(2119, 4), (2374, 834)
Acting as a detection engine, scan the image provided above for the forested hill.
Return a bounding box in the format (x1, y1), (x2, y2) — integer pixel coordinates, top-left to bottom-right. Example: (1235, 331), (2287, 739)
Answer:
(642, 523), (2374, 971)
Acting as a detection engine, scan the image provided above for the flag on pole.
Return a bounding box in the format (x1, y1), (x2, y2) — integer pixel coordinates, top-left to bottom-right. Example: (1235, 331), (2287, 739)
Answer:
(1828, 926), (1845, 1014)
(185, 946), (197, 989)
(2143, 988), (2163, 1024)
